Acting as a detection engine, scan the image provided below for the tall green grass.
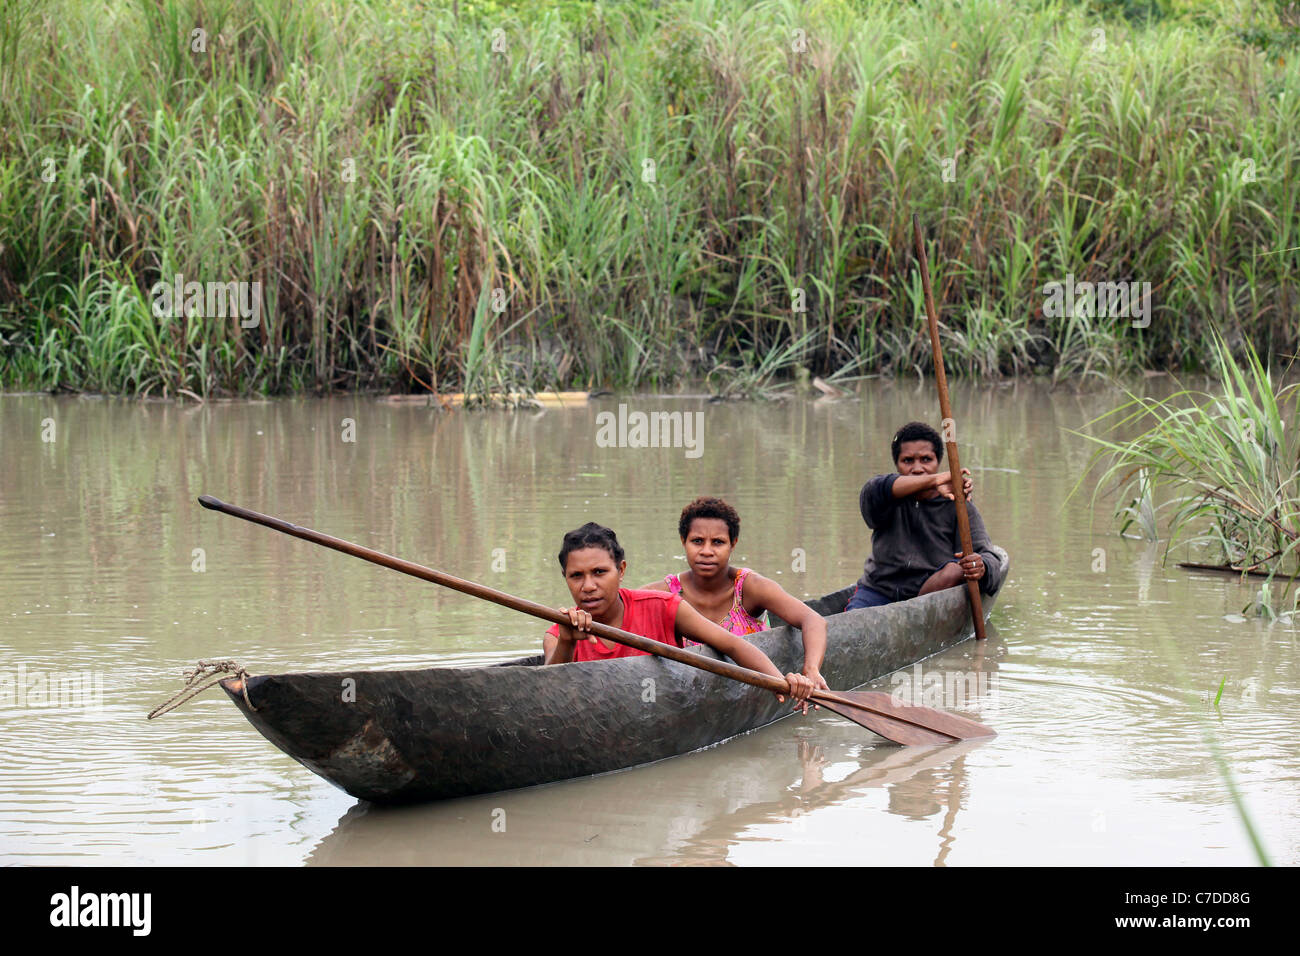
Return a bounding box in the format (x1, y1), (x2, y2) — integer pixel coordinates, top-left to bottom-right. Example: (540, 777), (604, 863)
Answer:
(0, 0), (1297, 396)
(1080, 331), (1300, 613)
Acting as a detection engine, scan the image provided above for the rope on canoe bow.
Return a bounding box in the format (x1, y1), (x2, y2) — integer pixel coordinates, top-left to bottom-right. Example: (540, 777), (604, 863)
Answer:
(147, 659), (256, 719)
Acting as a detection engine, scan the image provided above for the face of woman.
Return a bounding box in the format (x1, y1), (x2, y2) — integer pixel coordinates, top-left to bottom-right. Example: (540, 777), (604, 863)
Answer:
(896, 439), (941, 476)
(562, 546), (626, 620)
(683, 518), (734, 578)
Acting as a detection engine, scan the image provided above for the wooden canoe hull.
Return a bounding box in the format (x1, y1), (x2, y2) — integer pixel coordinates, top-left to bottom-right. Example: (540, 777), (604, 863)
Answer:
(221, 550), (1006, 804)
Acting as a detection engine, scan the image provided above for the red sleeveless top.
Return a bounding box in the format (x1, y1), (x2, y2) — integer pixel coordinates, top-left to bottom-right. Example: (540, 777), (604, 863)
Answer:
(547, 588), (684, 661)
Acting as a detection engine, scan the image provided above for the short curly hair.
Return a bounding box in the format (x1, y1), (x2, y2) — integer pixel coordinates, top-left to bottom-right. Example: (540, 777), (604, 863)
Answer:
(678, 496), (741, 543)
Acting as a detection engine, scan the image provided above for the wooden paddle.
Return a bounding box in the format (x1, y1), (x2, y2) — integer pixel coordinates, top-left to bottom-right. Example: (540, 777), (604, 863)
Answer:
(198, 496), (994, 744)
(912, 214), (986, 640)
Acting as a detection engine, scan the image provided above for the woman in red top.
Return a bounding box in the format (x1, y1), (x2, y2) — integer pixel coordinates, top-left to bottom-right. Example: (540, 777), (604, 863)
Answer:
(544, 522), (815, 708)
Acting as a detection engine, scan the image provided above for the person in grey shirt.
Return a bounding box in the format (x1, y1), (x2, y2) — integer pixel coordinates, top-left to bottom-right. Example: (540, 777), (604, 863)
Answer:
(845, 421), (1004, 610)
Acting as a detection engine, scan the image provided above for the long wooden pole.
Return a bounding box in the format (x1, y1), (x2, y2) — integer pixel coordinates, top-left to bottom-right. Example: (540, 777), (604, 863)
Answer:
(197, 496), (994, 743)
(912, 215), (986, 640)
(197, 497), (785, 687)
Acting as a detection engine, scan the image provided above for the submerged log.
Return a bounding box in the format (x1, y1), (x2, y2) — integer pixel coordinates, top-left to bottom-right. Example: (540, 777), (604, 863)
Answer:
(379, 391), (590, 408)
(1177, 561), (1300, 580)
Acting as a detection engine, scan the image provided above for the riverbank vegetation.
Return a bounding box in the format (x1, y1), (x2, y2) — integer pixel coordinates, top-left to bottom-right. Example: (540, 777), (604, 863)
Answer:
(1082, 333), (1300, 615)
(1, 0), (1297, 397)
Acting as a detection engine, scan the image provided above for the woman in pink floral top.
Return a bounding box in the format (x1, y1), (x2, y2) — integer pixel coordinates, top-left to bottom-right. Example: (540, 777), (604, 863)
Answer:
(642, 496), (829, 699)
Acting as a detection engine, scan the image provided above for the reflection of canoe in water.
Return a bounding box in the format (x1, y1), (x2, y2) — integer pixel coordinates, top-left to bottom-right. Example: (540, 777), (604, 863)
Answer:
(306, 730), (991, 866)
(221, 548), (1007, 805)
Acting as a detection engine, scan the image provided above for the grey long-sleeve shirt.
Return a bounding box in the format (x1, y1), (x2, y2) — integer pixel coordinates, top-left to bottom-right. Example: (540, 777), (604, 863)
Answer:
(855, 474), (1004, 602)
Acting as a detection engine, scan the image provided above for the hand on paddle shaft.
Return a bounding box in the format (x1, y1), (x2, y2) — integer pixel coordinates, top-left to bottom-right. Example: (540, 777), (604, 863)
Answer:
(956, 551), (985, 582)
(555, 606), (820, 713)
(935, 468), (973, 502)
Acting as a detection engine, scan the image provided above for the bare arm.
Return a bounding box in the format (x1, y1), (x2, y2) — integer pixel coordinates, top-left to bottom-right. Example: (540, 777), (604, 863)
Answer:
(741, 573), (828, 689)
(543, 629), (572, 664)
(637, 579), (671, 592)
(673, 601), (814, 704)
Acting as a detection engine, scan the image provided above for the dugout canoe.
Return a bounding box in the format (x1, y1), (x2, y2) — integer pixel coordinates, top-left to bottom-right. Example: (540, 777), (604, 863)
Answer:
(220, 548), (1007, 804)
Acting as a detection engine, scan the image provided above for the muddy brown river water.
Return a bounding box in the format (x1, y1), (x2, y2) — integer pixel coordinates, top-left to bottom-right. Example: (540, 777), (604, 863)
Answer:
(1, 383), (1296, 865)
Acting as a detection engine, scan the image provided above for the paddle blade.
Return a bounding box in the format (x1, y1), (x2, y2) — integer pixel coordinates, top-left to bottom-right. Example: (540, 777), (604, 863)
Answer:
(815, 695), (955, 745)
(840, 691), (995, 739)
(813, 690), (996, 745)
